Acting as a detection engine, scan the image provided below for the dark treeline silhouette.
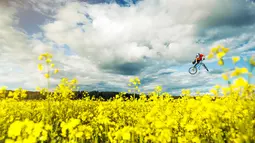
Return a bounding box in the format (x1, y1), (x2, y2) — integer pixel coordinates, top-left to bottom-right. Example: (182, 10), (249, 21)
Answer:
(4, 90), (224, 101)
(4, 90), (185, 100)
(73, 91), (182, 100)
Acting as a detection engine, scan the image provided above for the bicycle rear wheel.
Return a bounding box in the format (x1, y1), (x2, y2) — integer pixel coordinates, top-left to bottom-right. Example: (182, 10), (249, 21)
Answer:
(189, 66), (197, 75)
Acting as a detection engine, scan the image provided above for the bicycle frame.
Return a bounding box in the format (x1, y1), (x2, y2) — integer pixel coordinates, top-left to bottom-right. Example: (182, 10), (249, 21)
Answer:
(194, 61), (204, 70)
(189, 60), (208, 75)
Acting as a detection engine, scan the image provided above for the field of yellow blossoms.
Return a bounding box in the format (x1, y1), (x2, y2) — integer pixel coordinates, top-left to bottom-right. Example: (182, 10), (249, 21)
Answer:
(0, 46), (255, 143)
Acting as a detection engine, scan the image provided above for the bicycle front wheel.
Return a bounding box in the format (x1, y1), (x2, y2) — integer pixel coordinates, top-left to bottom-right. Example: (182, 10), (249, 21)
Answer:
(189, 66), (197, 75)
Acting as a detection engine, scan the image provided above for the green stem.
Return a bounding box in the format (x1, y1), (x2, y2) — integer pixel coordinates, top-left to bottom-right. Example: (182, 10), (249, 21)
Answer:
(248, 66), (254, 84)
(46, 62), (51, 124)
(220, 58), (232, 96)
(47, 63), (50, 90)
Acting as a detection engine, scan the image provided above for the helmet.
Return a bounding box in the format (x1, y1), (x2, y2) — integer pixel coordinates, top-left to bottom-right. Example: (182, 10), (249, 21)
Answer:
(196, 53), (200, 57)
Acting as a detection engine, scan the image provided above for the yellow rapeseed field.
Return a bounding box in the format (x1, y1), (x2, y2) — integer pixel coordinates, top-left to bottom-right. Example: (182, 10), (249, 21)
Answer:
(0, 46), (255, 143)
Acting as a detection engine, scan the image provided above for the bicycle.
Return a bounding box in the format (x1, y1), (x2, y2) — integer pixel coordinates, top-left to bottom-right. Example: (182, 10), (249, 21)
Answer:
(189, 60), (209, 75)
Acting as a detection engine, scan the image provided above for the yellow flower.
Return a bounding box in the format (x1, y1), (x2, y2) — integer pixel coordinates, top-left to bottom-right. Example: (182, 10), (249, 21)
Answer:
(8, 92), (13, 98)
(38, 64), (43, 71)
(0, 86), (8, 91)
(222, 73), (229, 81)
(211, 46), (220, 53)
(248, 72), (253, 78)
(249, 56), (255, 66)
(47, 53), (53, 59)
(5, 139), (15, 143)
(232, 56), (240, 64)
(35, 86), (41, 91)
(155, 86), (162, 93)
(207, 53), (214, 59)
(218, 59), (224, 66)
(214, 84), (221, 90)
(54, 69), (59, 74)
(38, 55), (43, 60)
(222, 87), (230, 95)
(46, 59), (51, 64)
(233, 77), (248, 87)
(192, 136), (201, 143)
(210, 89), (217, 95)
(76, 132), (83, 138)
(8, 121), (23, 137)
(42, 53), (52, 59)
(122, 132), (130, 140)
(221, 47), (229, 53)
(41, 53), (46, 57)
(231, 67), (248, 77)
(50, 64), (55, 68)
(44, 73), (50, 78)
(135, 77), (140, 84)
(71, 79), (77, 84)
(216, 52), (225, 59)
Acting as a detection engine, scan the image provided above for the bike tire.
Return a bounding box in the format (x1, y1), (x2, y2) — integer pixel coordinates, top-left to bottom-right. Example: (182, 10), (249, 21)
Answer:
(189, 66), (197, 75)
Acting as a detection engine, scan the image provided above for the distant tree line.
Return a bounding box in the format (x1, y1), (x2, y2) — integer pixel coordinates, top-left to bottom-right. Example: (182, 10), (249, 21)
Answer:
(5, 90), (185, 100)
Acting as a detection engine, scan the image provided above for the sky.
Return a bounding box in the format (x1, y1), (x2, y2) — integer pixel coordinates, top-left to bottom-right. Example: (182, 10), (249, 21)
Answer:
(0, 0), (255, 95)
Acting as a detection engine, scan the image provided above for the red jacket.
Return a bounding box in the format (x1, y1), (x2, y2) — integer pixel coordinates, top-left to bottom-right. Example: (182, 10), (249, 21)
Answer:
(196, 54), (204, 61)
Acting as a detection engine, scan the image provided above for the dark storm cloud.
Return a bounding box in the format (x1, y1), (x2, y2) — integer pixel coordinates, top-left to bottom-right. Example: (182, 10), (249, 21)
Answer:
(77, 82), (126, 92)
(140, 77), (157, 85)
(100, 57), (174, 76)
(0, 0), (8, 5)
(15, 8), (53, 34)
(100, 61), (149, 75)
(11, 0), (73, 15)
(198, 0), (255, 28)
(2, 0), (67, 34)
(165, 85), (202, 91)
(140, 71), (175, 85)
(196, 0), (255, 42)
(199, 10), (255, 29)
(80, 0), (107, 4)
(80, 0), (141, 5)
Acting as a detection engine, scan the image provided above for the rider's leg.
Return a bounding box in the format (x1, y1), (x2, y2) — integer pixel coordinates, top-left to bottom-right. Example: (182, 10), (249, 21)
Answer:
(192, 59), (196, 64)
(194, 60), (201, 67)
(203, 64), (209, 71)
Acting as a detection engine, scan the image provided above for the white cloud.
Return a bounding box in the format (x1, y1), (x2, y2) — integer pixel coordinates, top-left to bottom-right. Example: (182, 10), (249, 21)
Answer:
(42, 1), (209, 70)
(41, 0), (255, 72)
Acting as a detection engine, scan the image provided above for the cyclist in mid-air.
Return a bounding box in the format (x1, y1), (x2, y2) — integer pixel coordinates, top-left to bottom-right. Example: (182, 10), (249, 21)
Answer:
(192, 53), (209, 71)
